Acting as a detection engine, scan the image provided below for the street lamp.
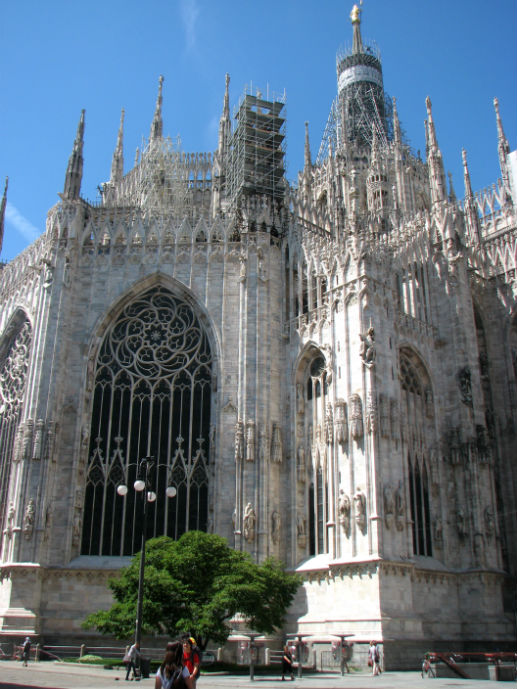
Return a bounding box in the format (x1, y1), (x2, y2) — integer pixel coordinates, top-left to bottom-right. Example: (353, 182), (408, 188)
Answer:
(116, 456), (177, 648)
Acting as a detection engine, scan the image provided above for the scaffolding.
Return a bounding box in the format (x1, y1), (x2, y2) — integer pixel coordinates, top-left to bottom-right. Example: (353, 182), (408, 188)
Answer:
(227, 90), (286, 206)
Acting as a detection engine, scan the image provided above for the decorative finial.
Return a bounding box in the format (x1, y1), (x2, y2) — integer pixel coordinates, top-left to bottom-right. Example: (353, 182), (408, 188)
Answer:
(350, 2), (364, 54)
(63, 110), (86, 200)
(150, 75), (164, 142)
(462, 148), (473, 198)
(111, 109), (125, 184)
(0, 176), (8, 257)
(304, 121), (312, 171)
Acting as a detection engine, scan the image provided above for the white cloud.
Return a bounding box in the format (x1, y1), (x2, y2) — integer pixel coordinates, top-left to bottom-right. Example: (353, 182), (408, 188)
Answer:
(180, 0), (200, 52)
(5, 202), (40, 242)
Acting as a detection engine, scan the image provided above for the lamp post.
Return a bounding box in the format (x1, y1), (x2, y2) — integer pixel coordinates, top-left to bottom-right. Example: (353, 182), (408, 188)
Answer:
(117, 456), (177, 648)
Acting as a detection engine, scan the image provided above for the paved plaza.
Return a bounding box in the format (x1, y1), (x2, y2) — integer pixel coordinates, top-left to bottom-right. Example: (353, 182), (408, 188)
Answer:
(0, 661), (512, 689)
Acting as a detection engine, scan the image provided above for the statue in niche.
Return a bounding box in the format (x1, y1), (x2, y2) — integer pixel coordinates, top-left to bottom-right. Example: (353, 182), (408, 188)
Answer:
(394, 482), (405, 531)
(239, 254), (247, 282)
(338, 490), (351, 534)
(296, 383), (304, 415)
(353, 489), (367, 532)
(72, 513), (82, 547)
(23, 499), (35, 539)
(232, 508), (237, 533)
(6, 502), (15, 536)
(297, 514), (307, 547)
(234, 421), (244, 463)
(243, 503), (256, 543)
(457, 367), (473, 407)
(424, 386), (434, 417)
(271, 511), (281, 545)
(32, 419), (45, 460)
(246, 421), (256, 462)
(383, 485), (395, 529)
(359, 326), (376, 367)
(334, 399), (347, 447)
(348, 394), (363, 440)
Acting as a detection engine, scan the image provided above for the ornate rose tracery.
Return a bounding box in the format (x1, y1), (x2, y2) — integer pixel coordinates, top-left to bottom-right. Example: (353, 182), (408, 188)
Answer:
(82, 287), (213, 556)
(0, 318), (32, 543)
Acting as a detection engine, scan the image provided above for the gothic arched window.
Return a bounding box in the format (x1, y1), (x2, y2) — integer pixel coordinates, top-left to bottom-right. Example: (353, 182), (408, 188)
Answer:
(400, 348), (433, 556)
(81, 287), (213, 556)
(0, 316), (32, 541)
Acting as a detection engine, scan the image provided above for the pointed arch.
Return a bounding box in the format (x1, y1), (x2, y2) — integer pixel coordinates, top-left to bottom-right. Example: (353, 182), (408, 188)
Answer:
(0, 310), (33, 545)
(81, 279), (218, 556)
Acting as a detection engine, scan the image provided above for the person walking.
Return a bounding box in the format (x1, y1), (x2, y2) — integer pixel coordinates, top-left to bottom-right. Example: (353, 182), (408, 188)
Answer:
(182, 637), (200, 687)
(21, 637), (31, 666)
(125, 642), (140, 681)
(368, 640), (381, 676)
(281, 644), (294, 681)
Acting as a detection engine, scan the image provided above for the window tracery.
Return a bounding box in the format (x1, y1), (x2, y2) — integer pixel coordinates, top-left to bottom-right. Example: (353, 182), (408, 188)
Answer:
(0, 318), (32, 544)
(81, 287), (213, 556)
(400, 348), (433, 556)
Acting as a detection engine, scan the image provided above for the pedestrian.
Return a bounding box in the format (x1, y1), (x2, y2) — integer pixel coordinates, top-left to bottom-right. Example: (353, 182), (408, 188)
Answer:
(21, 637), (31, 666)
(340, 640), (351, 675)
(281, 644), (294, 681)
(125, 641), (140, 681)
(182, 637), (200, 687)
(368, 640), (381, 676)
(156, 645), (191, 689)
(421, 652), (436, 678)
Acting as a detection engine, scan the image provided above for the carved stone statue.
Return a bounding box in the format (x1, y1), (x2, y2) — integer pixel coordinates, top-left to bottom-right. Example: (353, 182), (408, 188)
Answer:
(359, 326), (376, 367)
(348, 394), (363, 440)
(325, 403), (333, 444)
(271, 424), (283, 463)
(234, 421), (244, 463)
(297, 514), (307, 547)
(383, 485), (394, 529)
(296, 383), (304, 415)
(456, 508), (467, 539)
(23, 499), (35, 539)
(243, 502), (256, 543)
(338, 490), (351, 534)
(353, 490), (366, 532)
(334, 399), (347, 447)
(484, 506), (495, 538)
(394, 482), (405, 531)
(246, 420), (256, 462)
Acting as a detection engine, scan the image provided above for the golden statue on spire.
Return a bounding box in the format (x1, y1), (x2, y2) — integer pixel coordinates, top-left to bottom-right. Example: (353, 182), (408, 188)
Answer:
(350, 2), (362, 25)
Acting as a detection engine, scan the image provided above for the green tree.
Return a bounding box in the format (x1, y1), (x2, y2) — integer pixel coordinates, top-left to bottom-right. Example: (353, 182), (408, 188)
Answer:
(84, 531), (300, 649)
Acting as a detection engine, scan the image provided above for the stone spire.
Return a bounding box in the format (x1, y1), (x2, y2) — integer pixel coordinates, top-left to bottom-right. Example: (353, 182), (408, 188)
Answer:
(110, 109), (125, 184)
(392, 97), (402, 145)
(304, 121), (312, 171)
(462, 149), (474, 199)
(149, 75), (164, 142)
(217, 73), (231, 157)
(350, 3), (364, 54)
(462, 148), (481, 244)
(448, 171), (456, 203)
(494, 97), (511, 191)
(0, 176), (8, 256)
(63, 110), (85, 201)
(425, 97), (447, 205)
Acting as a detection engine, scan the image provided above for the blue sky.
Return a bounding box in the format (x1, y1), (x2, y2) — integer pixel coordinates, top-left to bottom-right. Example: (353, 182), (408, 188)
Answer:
(1, 0), (516, 261)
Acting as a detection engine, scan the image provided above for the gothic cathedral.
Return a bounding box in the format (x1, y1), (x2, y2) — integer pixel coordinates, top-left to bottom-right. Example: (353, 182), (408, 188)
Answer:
(1, 5), (516, 667)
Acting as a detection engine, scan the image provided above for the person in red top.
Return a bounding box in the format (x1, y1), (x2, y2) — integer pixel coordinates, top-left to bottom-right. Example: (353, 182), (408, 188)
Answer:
(182, 637), (200, 686)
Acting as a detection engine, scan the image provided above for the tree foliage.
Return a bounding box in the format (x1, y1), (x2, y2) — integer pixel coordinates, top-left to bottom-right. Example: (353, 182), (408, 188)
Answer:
(84, 531), (301, 649)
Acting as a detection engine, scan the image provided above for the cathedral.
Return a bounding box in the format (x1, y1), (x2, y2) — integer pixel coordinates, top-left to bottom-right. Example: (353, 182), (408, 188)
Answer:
(0, 4), (516, 668)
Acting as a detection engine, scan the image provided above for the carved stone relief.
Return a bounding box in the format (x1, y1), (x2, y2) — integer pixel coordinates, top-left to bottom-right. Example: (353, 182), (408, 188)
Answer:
(271, 510), (281, 545)
(338, 490), (351, 535)
(271, 423), (283, 463)
(359, 326), (376, 367)
(334, 399), (347, 447)
(23, 499), (35, 539)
